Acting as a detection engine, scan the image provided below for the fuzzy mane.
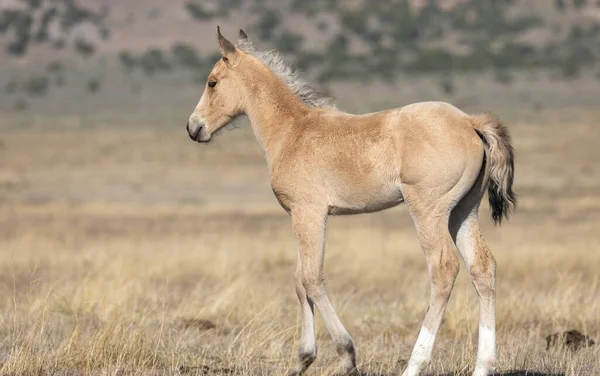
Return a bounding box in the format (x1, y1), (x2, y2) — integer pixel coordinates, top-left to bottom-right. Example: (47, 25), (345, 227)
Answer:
(236, 38), (335, 109)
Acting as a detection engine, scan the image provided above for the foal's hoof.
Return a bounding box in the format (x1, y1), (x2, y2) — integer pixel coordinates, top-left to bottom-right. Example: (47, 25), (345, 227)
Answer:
(290, 350), (317, 375)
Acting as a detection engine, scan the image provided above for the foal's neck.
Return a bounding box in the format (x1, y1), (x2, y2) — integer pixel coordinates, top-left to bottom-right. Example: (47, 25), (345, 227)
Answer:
(244, 71), (309, 167)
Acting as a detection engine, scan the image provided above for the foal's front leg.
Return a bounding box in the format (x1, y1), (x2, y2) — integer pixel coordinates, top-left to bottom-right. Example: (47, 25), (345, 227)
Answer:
(290, 207), (356, 375)
(291, 250), (317, 375)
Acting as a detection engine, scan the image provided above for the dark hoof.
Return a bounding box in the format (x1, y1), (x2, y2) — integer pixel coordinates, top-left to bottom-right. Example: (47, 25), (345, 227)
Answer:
(290, 350), (317, 375)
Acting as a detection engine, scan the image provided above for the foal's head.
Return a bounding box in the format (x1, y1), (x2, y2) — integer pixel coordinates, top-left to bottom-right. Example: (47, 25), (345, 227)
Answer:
(186, 27), (251, 143)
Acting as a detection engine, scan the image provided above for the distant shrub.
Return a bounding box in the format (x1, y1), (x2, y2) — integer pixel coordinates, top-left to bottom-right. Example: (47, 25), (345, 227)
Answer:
(7, 12), (33, 56)
(560, 58), (581, 78)
(14, 99), (28, 111)
(138, 48), (171, 75)
(0, 10), (21, 33)
(119, 51), (137, 70)
(275, 31), (303, 54)
(256, 10), (281, 40)
(341, 11), (368, 35)
(295, 52), (321, 71)
(61, 0), (93, 31)
(439, 77), (455, 95)
(74, 39), (95, 58)
(494, 70), (513, 85)
(409, 48), (454, 73)
(24, 75), (49, 96)
(171, 43), (203, 68)
(35, 7), (57, 41)
(216, 0), (242, 17)
(371, 49), (397, 80)
(53, 39), (66, 50)
(185, 2), (214, 20)
(87, 78), (101, 93)
(47, 61), (63, 73)
(47, 61), (66, 86)
(27, 0), (42, 9)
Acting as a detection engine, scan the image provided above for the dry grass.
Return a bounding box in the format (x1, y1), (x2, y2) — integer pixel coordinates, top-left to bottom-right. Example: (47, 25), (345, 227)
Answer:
(0, 118), (599, 375)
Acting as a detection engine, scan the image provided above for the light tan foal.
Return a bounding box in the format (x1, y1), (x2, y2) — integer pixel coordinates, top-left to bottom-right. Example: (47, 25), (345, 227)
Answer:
(186, 28), (516, 376)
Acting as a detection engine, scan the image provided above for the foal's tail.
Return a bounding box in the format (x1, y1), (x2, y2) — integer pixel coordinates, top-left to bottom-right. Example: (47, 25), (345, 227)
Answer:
(470, 113), (517, 225)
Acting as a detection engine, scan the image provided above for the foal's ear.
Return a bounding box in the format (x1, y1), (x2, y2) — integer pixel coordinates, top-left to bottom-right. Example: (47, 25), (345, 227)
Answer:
(217, 26), (236, 57)
(238, 29), (248, 41)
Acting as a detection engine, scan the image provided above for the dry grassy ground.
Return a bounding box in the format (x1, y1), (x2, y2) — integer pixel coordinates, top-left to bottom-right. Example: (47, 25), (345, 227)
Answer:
(0, 115), (599, 375)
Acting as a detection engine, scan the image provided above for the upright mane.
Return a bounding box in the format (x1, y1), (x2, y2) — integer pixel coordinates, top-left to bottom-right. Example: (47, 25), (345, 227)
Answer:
(236, 38), (336, 109)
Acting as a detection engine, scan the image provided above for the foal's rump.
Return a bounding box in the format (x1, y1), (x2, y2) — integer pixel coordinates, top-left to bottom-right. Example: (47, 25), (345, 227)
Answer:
(395, 102), (515, 224)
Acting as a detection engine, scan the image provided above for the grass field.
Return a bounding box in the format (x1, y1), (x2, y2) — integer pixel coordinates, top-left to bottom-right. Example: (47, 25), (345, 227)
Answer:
(0, 115), (599, 375)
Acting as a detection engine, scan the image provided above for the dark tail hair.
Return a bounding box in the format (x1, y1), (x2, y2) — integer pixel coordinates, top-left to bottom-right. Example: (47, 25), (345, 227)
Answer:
(471, 113), (517, 225)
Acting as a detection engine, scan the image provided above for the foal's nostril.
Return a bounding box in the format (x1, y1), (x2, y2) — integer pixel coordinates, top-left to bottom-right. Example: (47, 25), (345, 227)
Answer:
(186, 121), (190, 132)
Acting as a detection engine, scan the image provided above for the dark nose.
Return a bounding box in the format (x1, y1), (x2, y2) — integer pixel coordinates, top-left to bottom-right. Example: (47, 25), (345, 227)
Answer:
(187, 121), (203, 141)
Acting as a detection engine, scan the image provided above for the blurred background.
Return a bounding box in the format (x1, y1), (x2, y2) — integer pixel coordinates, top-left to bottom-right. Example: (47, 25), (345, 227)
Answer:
(0, 1), (599, 375)
(1, 0), (600, 118)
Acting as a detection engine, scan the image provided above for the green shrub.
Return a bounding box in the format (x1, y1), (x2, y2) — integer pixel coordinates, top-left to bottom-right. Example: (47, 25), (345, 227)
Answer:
(24, 75), (49, 96)
(27, 0), (42, 9)
(439, 77), (455, 95)
(47, 61), (63, 73)
(256, 10), (280, 40)
(74, 39), (95, 58)
(7, 12), (32, 56)
(0, 10), (21, 33)
(35, 7), (57, 41)
(87, 78), (101, 93)
(560, 58), (581, 78)
(119, 51), (137, 70)
(14, 99), (28, 111)
(275, 31), (303, 54)
(138, 48), (171, 75)
(61, 0), (93, 31)
(171, 43), (203, 68)
(216, 0), (242, 17)
(494, 70), (513, 85)
(185, 2), (214, 20)
(341, 11), (367, 35)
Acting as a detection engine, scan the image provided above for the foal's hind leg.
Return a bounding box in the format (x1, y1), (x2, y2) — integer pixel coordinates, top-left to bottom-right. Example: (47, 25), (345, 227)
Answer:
(290, 206), (356, 375)
(402, 201), (460, 376)
(450, 197), (497, 376)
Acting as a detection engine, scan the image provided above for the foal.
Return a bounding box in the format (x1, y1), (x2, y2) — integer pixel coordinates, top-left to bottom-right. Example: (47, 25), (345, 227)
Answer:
(186, 27), (516, 376)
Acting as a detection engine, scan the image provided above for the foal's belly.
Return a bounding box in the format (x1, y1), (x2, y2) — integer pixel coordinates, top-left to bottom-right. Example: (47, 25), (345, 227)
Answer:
(327, 184), (404, 215)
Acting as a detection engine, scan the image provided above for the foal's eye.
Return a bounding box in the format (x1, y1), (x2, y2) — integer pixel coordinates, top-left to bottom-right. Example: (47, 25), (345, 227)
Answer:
(208, 81), (217, 88)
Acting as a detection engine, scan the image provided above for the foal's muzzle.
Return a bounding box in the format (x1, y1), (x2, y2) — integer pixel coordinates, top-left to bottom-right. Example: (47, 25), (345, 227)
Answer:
(186, 120), (208, 142)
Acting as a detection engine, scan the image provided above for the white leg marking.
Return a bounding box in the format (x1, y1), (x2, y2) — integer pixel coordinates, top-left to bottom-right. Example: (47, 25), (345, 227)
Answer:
(473, 325), (497, 376)
(402, 328), (435, 376)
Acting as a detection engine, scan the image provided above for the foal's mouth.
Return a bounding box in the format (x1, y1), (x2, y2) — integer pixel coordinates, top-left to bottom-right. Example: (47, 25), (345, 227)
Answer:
(186, 123), (210, 143)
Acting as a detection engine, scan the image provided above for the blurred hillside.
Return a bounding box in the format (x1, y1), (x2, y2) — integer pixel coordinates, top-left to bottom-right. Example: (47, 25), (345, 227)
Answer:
(1, 0), (600, 118)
